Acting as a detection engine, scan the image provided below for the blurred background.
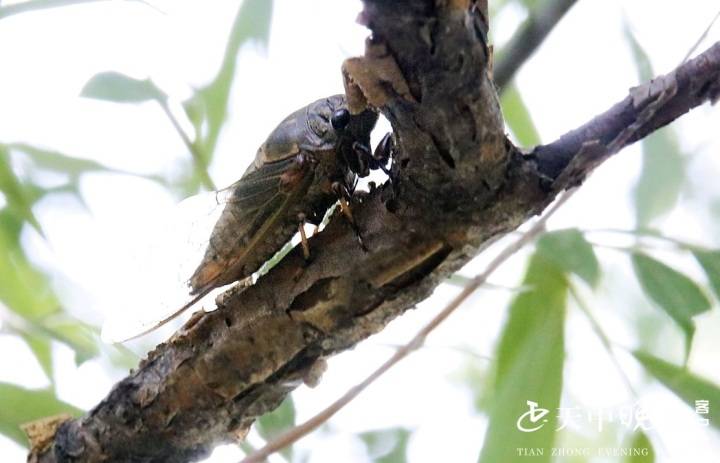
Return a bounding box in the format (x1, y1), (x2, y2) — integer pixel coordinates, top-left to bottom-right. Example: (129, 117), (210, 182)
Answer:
(1, 0), (719, 462)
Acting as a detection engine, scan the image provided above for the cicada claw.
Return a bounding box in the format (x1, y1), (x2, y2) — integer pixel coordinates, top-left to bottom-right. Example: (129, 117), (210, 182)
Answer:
(332, 181), (368, 252)
(373, 132), (395, 180)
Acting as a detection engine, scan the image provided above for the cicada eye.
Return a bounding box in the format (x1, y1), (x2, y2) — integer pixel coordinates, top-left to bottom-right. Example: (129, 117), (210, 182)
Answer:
(331, 109), (351, 131)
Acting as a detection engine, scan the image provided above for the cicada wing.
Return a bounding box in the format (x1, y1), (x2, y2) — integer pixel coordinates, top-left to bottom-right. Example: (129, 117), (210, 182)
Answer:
(102, 156), (313, 342)
(100, 190), (227, 343)
(189, 155), (313, 294)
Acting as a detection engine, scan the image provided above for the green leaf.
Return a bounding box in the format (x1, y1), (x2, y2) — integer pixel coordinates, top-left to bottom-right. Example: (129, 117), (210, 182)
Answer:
(185, 0), (274, 168)
(625, 430), (654, 463)
(537, 228), (600, 287)
(624, 25), (686, 226)
(500, 82), (540, 147)
(255, 396), (295, 458)
(0, 214), (60, 320)
(623, 23), (654, 82)
(8, 143), (167, 187)
(633, 351), (720, 429)
(631, 252), (711, 351)
(633, 128), (685, 227)
(0, 382), (81, 447)
(0, 147), (44, 236)
(692, 249), (720, 300)
(20, 333), (54, 383)
(360, 428), (411, 463)
(0, 210), (99, 365)
(42, 317), (100, 365)
(11, 143), (116, 176)
(0, 0), (147, 21)
(103, 343), (140, 371)
(478, 253), (566, 463)
(81, 71), (167, 104)
(455, 360), (493, 413)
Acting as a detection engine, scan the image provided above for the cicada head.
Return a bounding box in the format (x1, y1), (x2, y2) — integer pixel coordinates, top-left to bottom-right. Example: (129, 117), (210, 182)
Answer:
(321, 94), (379, 177)
(259, 95), (377, 169)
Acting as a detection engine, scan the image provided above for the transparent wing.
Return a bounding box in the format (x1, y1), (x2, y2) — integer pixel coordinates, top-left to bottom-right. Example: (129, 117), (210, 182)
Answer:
(188, 156), (310, 294)
(100, 190), (230, 343)
(101, 157), (310, 343)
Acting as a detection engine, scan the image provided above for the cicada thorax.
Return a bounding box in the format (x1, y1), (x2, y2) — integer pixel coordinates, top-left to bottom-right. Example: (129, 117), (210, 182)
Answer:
(188, 95), (377, 296)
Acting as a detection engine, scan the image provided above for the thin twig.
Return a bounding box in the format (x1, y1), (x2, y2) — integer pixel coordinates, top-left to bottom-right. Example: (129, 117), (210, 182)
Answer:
(681, 8), (720, 63)
(444, 274), (531, 292)
(240, 189), (577, 463)
(158, 102), (216, 191)
(494, 0), (580, 89)
(373, 342), (494, 363)
(568, 283), (637, 396)
(568, 283), (672, 454)
(583, 228), (702, 251)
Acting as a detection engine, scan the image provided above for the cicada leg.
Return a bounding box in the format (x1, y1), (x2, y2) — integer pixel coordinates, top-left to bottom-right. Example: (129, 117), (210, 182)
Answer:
(297, 213), (311, 262)
(352, 132), (394, 180)
(372, 132), (394, 173)
(332, 181), (368, 252)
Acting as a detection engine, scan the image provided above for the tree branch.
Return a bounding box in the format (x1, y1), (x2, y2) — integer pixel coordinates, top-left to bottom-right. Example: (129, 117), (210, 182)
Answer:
(27, 0), (720, 460)
(241, 189), (576, 463)
(532, 41), (720, 184)
(493, 0), (579, 89)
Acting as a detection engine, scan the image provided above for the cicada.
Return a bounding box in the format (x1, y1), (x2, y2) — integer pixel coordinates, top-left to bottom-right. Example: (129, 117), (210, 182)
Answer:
(116, 94), (391, 340)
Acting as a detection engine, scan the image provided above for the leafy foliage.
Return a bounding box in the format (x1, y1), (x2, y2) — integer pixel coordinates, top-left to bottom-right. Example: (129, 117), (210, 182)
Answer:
(0, 0), (145, 21)
(0, 147), (44, 235)
(501, 82), (541, 147)
(633, 351), (720, 429)
(624, 25), (687, 227)
(633, 129), (686, 227)
(360, 428), (411, 463)
(180, 0), (274, 192)
(537, 228), (600, 287)
(626, 431), (654, 463)
(81, 72), (168, 104)
(692, 249), (720, 299)
(631, 252), (711, 353)
(478, 253), (567, 463)
(0, 0), (274, 449)
(0, 383), (81, 447)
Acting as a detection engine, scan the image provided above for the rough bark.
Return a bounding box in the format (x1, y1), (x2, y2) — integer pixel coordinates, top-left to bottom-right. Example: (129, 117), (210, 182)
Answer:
(28, 0), (720, 461)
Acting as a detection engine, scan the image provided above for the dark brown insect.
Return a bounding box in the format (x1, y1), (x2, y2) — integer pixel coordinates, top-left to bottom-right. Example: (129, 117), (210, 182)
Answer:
(125, 94), (391, 339)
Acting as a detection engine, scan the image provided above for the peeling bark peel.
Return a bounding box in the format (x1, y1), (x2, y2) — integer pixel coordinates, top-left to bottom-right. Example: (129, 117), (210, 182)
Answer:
(28, 1), (720, 461)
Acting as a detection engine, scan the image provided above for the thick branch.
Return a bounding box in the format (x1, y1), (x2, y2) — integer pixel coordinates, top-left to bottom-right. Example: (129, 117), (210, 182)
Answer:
(494, 0), (579, 89)
(532, 41), (720, 184)
(28, 1), (719, 461)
